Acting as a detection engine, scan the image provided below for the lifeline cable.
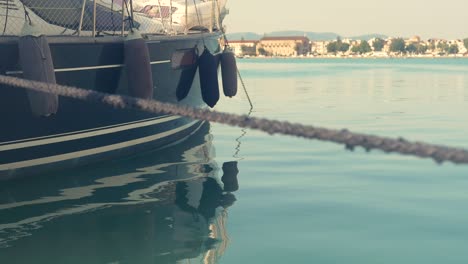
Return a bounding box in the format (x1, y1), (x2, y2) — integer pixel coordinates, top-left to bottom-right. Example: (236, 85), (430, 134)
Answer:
(1, 74), (468, 165)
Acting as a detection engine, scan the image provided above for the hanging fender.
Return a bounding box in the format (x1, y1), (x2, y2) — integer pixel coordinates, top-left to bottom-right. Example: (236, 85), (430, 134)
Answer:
(176, 64), (198, 101)
(124, 30), (154, 99)
(18, 23), (59, 117)
(176, 49), (199, 101)
(220, 49), (238, 97)
(198, 48), (220, 108)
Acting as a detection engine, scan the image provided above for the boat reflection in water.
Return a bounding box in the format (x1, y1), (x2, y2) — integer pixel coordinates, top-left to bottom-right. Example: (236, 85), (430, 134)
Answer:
(0, 122), (239, 264)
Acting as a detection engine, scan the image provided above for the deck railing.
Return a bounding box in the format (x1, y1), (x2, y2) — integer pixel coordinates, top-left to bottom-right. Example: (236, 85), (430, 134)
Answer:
(0, 0), (226, 37)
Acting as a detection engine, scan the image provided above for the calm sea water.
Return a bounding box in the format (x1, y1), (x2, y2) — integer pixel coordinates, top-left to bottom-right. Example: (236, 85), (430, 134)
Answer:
(2, 58), (468, 263)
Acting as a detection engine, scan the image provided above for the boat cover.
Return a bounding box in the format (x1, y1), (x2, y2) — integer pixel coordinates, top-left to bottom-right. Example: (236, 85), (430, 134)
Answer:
(20, 0), (138, 31)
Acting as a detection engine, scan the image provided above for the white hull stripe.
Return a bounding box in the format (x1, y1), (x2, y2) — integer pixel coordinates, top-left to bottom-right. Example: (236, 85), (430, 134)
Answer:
(5, 60), (171, 75)
(0, 115), (172, 146)
(0, 121), (199, 171)
(0, 116), (181, 152)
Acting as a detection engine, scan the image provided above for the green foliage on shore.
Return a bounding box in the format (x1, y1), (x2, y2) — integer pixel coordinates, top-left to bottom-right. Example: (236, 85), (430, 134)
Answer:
(406, 43), (417, 54)
(327, 37), (350, 53)
(437, 42), (449, 53)
(464, 38), (468, 50)
(448, 44), (459, 54)
(339, 43), (350, 52)
(417, 44), (428, 54)
(351, 40), (372, 54)
(294, 43), (304, 55)
(373, 38), (385, 51)
(258, 47), (268, 56)
(406, 43), (427, 54)
(240, 45), (257, 56)
(389, 38), (406, 53)
(326, 42), (335, 53)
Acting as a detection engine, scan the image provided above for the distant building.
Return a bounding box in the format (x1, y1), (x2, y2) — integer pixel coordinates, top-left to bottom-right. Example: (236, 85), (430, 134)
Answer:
(228, 40), (258, 57)
(383, 37), (394, 53)
(229, 35), (468, 58)
(408, 35), (421, 43)
(456, 40), (468, 54)
(257, 36), (311, 56)
(311, 41), (330, 55)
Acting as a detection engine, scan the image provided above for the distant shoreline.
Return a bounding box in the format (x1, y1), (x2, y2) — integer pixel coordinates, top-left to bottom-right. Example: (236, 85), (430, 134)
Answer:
(237, 55), (468, 59)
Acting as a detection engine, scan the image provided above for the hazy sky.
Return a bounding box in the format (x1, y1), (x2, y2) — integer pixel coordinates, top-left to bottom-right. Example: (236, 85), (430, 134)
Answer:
(223, 0), (468, 39)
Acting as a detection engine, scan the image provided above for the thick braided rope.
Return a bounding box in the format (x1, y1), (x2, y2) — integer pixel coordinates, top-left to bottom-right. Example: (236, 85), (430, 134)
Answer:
(1, 74), (468, 165)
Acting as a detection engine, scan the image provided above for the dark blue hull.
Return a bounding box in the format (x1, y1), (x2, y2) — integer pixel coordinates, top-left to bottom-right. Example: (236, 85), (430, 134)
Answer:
(0, 33), (222, 179)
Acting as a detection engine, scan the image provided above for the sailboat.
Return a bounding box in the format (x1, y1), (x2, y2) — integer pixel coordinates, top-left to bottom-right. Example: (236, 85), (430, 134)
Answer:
(0, 0), (235, 179)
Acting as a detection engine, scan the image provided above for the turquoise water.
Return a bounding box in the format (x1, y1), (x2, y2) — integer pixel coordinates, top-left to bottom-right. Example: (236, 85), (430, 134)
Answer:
(2, 58), (468, 263)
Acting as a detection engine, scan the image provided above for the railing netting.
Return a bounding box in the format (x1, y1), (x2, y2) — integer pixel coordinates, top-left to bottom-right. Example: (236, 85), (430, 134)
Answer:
(0, 0), (227, 37)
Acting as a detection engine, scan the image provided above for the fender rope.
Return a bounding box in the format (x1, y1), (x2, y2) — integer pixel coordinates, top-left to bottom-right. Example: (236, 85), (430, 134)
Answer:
(1, 74), (468, 165)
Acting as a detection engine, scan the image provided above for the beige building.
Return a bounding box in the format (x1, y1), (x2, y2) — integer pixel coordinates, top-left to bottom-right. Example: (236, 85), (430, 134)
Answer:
(257, 36), (311, 56)
(408, 35), (421, 43)
(228, 40), (258, 57)
(311, 41), (330, 55)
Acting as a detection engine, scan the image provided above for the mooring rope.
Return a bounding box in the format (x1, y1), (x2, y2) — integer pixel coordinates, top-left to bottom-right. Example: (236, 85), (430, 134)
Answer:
(1, 74), (468, 165)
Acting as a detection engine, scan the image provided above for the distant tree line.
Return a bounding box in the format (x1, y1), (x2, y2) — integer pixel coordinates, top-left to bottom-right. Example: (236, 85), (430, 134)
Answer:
(325, 37), (468, 55)
(240, 44), (258, 56)
(239, 36), (468, 57)
(372, 38), (385, 51)
(327, 37), (386, 54)
(326, 37), (350, 53)
(389, 38), (461, 55)
(351, 40), (372, 54)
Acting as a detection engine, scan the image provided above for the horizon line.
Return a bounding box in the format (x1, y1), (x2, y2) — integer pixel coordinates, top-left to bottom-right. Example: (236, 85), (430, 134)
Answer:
(226, 31), (468, 40)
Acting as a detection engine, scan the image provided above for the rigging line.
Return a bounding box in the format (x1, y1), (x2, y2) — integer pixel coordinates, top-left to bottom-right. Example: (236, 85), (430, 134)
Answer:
(184, 0), (188, 34)
(169, 0), (174, 33)
(213, 0), (220, 30)
(59, 26), (68, 35)
(2, 0), (9, 35)
(123, 0), (134, 31)
(212, 0), (254, 111)
(110, 0), (116, 35)
(21, 3), (31, 25)
(192, 0), (206, 47)
(156, 0), (167, 33)
(237, 68), (253, 111)
(214, 0), (226, 42)
(129, 0), (135, 23)
(1, 74), (468, 165)
(214, 0), (222, 32)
